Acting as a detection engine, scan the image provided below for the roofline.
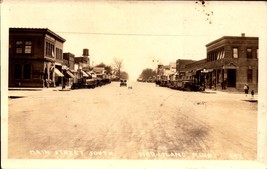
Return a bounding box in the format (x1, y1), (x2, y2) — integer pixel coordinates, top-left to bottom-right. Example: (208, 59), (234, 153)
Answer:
(9, 27), (66, 42)
(206, 36), (258, 47)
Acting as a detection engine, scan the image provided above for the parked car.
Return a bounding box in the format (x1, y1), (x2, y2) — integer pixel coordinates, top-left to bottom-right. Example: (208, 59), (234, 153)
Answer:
(120, 79), (127, 87)
(181, 80), (203, 91)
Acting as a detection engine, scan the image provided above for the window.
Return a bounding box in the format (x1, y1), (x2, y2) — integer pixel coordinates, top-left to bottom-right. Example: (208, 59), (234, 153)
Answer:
(233, 48), (238, 58)
(24, 64), (31, 79)
(56, 48), (63, 60)
(247, 69), (253, 83)
(16, 40), (32, 54)
(14, 64), (22, 79)
(16, 41), (23, 54)
(45, 42), (55, 58)
(256, 49), (258, 59)
(24, 41), (32, 54)
(247, 48), (252, 59)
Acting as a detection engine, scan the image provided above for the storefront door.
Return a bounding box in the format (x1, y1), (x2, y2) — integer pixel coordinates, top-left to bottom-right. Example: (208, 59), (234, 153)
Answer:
(227, 69), (236, 87)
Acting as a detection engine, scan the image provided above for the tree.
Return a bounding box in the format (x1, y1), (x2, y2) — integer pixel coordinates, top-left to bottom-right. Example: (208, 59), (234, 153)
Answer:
(95, 62), (113, 74)
(139, 68), (157, 81)
(120, 71), (129, 80)
(112, 58), (123, 77)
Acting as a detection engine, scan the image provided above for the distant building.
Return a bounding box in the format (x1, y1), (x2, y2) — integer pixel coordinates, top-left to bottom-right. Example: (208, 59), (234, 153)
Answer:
(63, 52), (75, 71)
(63, 52), (76, 85)
(176, 59), (195, 80)
(74, 49), (90, 80)
(9, 28), (66, 87)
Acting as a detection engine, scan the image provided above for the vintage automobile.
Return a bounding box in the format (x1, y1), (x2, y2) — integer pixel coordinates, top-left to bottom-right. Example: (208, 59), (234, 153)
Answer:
(181, 80), (204, 91)
(71, 78), (97, 89)
(120, 79), (127, 87)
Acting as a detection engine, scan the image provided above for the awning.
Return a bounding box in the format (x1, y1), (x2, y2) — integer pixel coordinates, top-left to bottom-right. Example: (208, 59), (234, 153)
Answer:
(201, 69), (213, 73)
(66, 70), (75, 78)
(81, 70), (89, 77)
(54, 68), (64, 77)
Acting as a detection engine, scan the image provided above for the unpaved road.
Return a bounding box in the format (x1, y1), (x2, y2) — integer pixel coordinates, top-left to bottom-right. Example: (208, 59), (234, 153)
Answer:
(8, 82), (257, 160)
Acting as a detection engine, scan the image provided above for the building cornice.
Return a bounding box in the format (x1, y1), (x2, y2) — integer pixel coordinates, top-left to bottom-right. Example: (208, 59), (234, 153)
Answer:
(9, 28), (66, 43)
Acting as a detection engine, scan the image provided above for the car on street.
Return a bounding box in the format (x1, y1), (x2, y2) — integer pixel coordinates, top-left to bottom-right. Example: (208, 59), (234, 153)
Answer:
(120, 79), (127, 87)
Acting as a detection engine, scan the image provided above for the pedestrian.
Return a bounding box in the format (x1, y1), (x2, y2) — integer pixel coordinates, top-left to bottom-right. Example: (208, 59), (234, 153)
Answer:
(221, 81), (224, 90)
(62, 77), (66, 90)
(251, 89), (254, 98)
(223, 79), (227, 90)
(45, 79), (49, 88)
(244, 84), (249, 96)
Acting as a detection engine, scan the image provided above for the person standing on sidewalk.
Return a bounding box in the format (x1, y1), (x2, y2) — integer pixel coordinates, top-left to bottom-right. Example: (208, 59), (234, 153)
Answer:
(251, 89), (254, 98)
(244, 84), (249, 96)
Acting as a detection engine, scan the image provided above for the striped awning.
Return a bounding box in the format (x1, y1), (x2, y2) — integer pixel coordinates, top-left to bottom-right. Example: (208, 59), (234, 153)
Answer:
(54, 68), (64, 77)
(81, 70), (89, 77)
(66, 70), (75, 78)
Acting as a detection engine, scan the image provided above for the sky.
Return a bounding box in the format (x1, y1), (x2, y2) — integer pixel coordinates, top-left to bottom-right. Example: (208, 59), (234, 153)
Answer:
(2, 0), (267, 80)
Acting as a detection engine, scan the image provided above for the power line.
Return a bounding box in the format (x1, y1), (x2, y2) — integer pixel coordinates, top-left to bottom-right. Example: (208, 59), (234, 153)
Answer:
(55, 31), (215, 37)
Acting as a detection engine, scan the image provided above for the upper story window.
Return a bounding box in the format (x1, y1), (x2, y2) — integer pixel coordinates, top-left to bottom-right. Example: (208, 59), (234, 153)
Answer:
(56, 48), (63, 60)
(247, 48), (252, 59)
(16, 41), (23, 54)
(15, 40), (32, 54)
(232, 48), (238, 58)
(24, 41), (32, 54)
(45, 41), (55, 58)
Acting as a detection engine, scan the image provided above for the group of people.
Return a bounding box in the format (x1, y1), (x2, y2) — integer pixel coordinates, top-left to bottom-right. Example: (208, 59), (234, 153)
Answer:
(244, 84), (254, 97)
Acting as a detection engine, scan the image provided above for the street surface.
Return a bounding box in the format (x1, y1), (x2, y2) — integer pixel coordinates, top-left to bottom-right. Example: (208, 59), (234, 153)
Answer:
(8, 82), (257, 160)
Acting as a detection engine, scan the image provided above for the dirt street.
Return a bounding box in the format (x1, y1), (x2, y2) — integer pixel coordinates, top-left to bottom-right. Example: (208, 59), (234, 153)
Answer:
(8, 82), (257, 160)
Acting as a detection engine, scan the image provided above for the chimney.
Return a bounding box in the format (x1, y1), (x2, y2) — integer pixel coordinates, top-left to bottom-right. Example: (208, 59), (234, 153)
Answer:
(241, 33), (245, 37)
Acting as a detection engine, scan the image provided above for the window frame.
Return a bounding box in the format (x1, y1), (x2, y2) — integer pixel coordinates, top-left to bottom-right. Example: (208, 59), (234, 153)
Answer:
(232, 47), (239, 58)
(15, 40), (33, 54)
(246, 48), (253, 59)
(45, 41), (55, 58)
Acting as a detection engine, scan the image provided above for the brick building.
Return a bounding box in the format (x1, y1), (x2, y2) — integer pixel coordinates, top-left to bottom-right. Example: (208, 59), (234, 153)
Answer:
(63, 52), (76, 85)
(176, 59), (195, 80)
(9, 28), (66, 87)
(175, 34), (258, 92)
(63, 52), (75, 71)
(205, 34), (258, 91)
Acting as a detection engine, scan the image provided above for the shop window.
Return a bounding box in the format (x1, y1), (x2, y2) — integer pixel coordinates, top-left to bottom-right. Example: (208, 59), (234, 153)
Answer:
(24, 64), (31, 79)
(233, 48), (238, 58)
(16, 41), (23, 54)
(247, 48), (252, 59)
(247, 69), (253, 83)
(14, 64), (22, 79)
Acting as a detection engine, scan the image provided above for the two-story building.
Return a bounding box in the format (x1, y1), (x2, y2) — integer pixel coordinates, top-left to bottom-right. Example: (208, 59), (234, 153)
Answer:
(205, 34), (258, 91)
(9, 28), (66, 87)
(63, 52), (76, 85)
(175, 34), (258, 92)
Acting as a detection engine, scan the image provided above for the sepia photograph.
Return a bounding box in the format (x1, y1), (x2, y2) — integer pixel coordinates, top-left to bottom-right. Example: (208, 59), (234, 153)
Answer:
(1, 0), (267, 169)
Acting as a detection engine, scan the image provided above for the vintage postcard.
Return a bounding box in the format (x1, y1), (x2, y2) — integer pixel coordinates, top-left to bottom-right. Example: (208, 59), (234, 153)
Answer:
(1, 0), (267, 169)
